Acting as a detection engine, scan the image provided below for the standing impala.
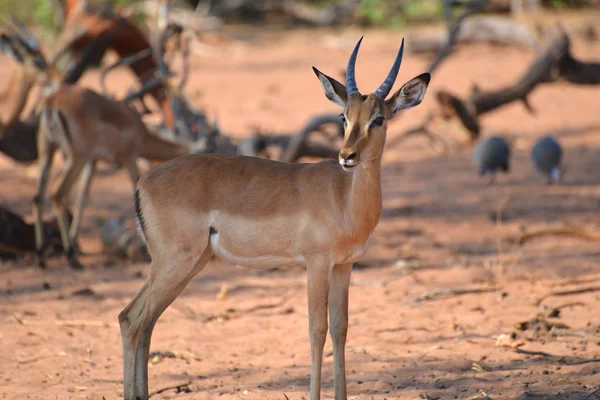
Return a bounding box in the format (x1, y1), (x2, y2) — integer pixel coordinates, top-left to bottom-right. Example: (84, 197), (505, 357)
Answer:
(119, 37), (430, 400)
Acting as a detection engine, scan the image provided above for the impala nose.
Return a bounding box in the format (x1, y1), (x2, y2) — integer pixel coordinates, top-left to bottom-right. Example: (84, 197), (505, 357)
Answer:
(339, 150), (358, 169)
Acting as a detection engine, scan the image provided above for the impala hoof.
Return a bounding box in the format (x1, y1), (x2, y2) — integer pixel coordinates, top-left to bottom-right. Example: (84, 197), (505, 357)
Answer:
(35, 252), (46, 269)
(67, 250), (85, 270)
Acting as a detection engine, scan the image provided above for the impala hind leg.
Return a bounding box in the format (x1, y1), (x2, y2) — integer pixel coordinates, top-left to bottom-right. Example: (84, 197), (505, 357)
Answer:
(68, 161), (96, 253)
(119, 246), (213, 400)
(328, 263), (352, 400)
(307, 262), (332, 400)
(50, 158), (87, 269)
(32, 139), (57, 269)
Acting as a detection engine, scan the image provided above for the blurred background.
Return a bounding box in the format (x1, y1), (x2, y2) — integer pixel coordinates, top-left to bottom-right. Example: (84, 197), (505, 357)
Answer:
(1, 1), (600, 399)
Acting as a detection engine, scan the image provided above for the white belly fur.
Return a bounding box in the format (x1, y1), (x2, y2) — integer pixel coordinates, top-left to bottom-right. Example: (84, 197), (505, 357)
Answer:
(209, 232), (368, 269)
(209, 233), (306, 269)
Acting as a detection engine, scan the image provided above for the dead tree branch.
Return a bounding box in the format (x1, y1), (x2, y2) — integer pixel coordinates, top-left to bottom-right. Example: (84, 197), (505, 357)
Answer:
(515, 224), (600, 246)
(279, 113), (344, 162)
(409, 16), (538, 55)
(208, 0), (363, 27)
(412, 30), (600, 142)
(428, 0), (488, 74)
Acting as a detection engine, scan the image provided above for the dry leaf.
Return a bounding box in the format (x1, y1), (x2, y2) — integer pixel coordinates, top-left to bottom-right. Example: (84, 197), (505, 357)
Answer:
(67, 386), (87, 392)
(216, 284), (228, 301)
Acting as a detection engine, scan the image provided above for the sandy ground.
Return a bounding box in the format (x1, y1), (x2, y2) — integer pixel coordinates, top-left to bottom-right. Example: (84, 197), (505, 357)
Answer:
(1, 19), (600, 400)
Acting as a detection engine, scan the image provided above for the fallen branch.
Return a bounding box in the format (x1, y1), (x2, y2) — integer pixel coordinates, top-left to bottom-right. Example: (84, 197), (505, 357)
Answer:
(417, 30), (600, 141)
(12, 313), (118, 328)
(536, 286), (600, 306)
(547, 274), (600, 287)
(149, 350), (201, 362)
(209, 0), (363, 27)
(409, 16), (537, 55)
(413, 286), (500, 303)
(389, 111), (450, 152)
(516, 224), (600, 246)
(278, 113), (343, 162)
(149, 381), (192, 397)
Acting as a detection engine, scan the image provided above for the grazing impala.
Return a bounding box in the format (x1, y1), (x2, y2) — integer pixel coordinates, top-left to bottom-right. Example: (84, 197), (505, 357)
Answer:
(119, 37), (430, 400)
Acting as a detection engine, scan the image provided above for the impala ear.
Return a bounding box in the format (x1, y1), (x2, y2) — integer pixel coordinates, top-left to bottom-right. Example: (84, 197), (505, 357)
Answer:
(312, 66), (348, 107)
(386, 72), (430, 118)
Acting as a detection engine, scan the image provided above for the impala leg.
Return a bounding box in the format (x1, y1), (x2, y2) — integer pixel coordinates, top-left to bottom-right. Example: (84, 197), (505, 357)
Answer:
(120, 243), (213, 400)
(328, 263), (352, 400)
(32, 139), (57, 269)
(307, 263), (331, 400)
(51, 158), (86, 269)
(68, 161), (96, 249)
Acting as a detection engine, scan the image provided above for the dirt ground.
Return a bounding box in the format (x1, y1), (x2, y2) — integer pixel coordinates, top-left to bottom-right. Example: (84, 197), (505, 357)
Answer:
(2, 18), (600, 400)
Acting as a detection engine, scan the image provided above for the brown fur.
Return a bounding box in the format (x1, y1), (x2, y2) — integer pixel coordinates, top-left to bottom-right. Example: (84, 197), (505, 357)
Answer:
(33, 85), (191, 269)
(120, 62), (430, 400)
(60, 5), (175, 127)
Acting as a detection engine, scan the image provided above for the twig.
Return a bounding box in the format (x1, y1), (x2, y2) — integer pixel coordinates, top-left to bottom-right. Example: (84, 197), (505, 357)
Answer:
(551, 328), (588, 338)
(514, 348), (554, 357)
(16, 354), (52, 364)
(536, 286), (600, 306)
(388, 111), (448, 153)
(149, 350), (201, 362)
(413, 286), (500, 303)
(517, 225), (600, 246)
(547, 274), (600, 287)
(12, 313), (118, 328)
(149, 381), (192, 397)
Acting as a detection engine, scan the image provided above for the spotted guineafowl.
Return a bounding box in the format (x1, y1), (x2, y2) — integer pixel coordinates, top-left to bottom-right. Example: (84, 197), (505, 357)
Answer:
(473, 136), (510, 184)
(531, 136), (562, 184)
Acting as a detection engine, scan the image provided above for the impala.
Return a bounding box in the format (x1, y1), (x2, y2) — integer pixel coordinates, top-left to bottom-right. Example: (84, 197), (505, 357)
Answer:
(0, 19), (207, 269)
(119, 37), (430, 400)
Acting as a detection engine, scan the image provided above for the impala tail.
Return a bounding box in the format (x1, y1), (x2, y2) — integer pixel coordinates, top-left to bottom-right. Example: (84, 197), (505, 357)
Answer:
(134, 187), (148, 247)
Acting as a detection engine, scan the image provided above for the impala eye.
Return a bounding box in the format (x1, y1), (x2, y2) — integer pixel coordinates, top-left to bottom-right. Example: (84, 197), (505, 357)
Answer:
(372, 117), (385, 127)
(339, 114), (347, 124)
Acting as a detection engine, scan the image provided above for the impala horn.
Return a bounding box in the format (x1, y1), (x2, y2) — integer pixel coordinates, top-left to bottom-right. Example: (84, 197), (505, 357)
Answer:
(374, 38), (405, 100)
(345, 36), (363, 96)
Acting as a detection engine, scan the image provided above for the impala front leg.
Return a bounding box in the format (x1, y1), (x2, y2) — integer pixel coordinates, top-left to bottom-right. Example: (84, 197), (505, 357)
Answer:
(329, 263), (352, 400)
(306, 261), (331, 400)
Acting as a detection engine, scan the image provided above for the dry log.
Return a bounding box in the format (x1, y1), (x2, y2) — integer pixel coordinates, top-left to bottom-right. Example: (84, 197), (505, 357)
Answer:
(416, 30), (600, 141)
(0, 115), (38, 163)
(208, 0), (363, 26)
(282, 0), (363, 27)
(516, 224), (600, 246)
(279, 113), (344, 162)
(0, 205), (74, 260)
(224, 112), (343, 161)
(100, 217), (150, 263)
(409, 16), (538, 55)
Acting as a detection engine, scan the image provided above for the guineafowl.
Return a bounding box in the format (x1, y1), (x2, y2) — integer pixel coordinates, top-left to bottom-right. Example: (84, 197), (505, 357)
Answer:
(473, 136), (510, 184)
(531, 136), (562, 184)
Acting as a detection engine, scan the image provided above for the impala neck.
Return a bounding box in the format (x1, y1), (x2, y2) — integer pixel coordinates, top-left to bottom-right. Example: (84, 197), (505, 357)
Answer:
(138, 132), (188, 162)
(347, 154), (383, 235)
